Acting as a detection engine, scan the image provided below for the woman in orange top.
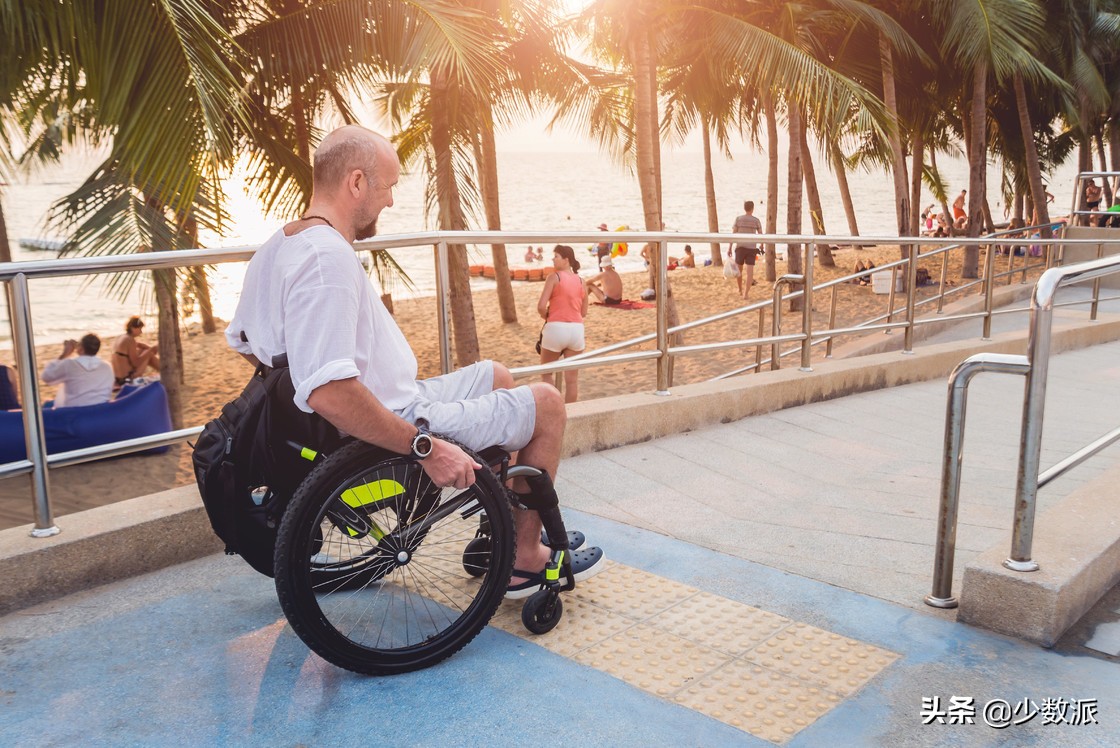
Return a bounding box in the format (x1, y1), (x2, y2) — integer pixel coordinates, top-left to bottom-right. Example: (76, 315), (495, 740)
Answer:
(537, 245), (588, 403)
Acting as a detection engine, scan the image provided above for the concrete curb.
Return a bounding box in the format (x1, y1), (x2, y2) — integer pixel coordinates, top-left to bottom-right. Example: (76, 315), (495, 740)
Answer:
(0, 486), (222, 615)
(4, 315), (1120, 616)
(958, 460), (1120, 647)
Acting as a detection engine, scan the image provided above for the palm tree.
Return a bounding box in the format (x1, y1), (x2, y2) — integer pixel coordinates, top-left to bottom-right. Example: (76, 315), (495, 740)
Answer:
(931, 0), (1057, 276)
(1, 0), (243, 426)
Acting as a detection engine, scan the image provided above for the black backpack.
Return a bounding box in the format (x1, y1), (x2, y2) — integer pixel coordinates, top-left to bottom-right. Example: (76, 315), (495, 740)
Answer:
(192, 355), (344, 576)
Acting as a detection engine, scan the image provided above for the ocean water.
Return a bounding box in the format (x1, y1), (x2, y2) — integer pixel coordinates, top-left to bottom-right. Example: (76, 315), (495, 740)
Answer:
(0, 141), (1081, 347)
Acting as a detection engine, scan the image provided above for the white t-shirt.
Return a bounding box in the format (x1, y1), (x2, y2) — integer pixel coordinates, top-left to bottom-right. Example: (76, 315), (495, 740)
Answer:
(226, 226), (419, 413)
(41, 356), (114, 408)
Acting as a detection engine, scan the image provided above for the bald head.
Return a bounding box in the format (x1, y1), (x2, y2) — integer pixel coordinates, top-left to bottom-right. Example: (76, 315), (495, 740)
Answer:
(313, 125), (394, 191)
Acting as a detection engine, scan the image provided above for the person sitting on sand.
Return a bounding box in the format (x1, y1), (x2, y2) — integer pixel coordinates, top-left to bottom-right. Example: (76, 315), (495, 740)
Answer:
(679, 245), (696, 268)
(586, 254), (624, 305)
(536, 247), (544, 261)
(112, 316), (160, 387)
(42, 334), (114, 407)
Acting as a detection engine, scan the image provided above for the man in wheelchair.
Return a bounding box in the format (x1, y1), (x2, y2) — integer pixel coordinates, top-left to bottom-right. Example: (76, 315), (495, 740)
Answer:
(226, 125), (605, 601)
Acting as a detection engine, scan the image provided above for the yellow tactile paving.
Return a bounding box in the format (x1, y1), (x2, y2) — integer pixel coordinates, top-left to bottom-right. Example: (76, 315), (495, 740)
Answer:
(655, 591), (792, 656)
(574, 623), (730, 696)
(745, 622), (898, 697)
(492, 560), (899, 745)
(674, 660), (842, 744)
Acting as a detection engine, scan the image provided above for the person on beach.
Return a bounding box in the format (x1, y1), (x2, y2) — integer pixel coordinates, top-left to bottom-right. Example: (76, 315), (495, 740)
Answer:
(1085, 179), (1103, 223)
(952, 190), (967, 224)
(42, 334), (113, 408)
(537, 245), (588, 404)
(111, 316), (159, 387)
(586, 254), (623, 305)
(679, 245), (696, 268)
(226, 125), (603, 599)
(524, 246), (537, 263)
(594, 224), (611, 264)
(729, 200), (762, 299)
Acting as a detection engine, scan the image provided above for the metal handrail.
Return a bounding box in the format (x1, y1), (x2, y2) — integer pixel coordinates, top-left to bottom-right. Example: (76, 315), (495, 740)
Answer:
(5, 229), (1115, 537)
(925, 252), (1120, 608)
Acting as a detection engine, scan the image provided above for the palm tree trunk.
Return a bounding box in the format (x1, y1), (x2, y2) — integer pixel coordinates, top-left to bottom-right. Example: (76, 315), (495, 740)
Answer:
(963, 63), (987, 278)
(829, 140), (860, 240)
(631, 27), (681, 365)
(632, 34), (661, 234)
(0, 197), (10, 263)
(431, 68), (480, 366)
(909, 132), (924, 237)
(786, 105), (804, 313)
(701, 122), (722, 266)
(183, 214), (215, 333)
(153, 268), (183, 428)
(474, 100), (516, 324)
(1110, 119), (1120, 197)
(1095, 130), (1113, 207)
(1013, 73), (1051, 239)
(763, 92), (779, 282)
(878, 32), (911, 262)
(799, 125), (834, 267)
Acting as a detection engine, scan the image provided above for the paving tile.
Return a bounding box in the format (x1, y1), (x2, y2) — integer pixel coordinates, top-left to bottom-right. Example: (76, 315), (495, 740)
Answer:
(744, 622), (899, 696)
(654, 591), (792, 656)
(674, 659), (842, 744)
(573, 622), (731, 697)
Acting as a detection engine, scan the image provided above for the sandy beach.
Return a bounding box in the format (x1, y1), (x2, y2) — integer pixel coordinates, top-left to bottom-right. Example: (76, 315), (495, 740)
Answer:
(0, 243), (1040, 529)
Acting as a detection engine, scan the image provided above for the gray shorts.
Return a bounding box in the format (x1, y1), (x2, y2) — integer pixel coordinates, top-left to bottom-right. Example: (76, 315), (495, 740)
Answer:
(395, 361), (537, 452)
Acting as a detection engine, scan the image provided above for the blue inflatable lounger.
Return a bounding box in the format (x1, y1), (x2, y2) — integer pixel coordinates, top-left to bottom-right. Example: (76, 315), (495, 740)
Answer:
(0, 381), (174, 464)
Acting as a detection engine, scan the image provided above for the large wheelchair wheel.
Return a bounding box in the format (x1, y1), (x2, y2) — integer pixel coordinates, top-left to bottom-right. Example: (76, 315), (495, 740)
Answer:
(274, 440), (514, 675)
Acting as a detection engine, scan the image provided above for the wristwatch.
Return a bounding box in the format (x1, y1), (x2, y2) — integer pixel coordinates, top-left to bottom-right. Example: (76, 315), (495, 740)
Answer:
(410, 426), (434, 460)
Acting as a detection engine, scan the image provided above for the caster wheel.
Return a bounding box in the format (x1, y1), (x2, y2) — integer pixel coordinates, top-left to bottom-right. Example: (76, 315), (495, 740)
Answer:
(521, 589), (563, 634)
(462, 536), (491, 577)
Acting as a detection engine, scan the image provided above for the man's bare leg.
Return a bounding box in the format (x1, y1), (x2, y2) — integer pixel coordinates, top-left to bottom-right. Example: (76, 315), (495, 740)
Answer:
(742, 263), (754, 299)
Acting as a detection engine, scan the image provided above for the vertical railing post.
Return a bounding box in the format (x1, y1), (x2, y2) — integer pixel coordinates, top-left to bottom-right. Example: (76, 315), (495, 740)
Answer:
(903, 243), (918, 353)
(9, 274), (58, 537)
(1006, 285), (1054, 573)
(755, 306), (765, 373)
(799, 244), (813, 371)
(770, 279), (787, 370)
(936, 247), (950, 314)
(885, 266), (898, 333)
(434, 241), (453, 374)
(1090, 242), (1103, 321)
(655, 239), (670, 395)
(982, 240), (996, 340)
(825, 286), (838, 359)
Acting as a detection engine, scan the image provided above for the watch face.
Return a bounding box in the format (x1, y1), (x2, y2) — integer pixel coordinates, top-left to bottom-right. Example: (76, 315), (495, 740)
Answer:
(413, 433), (434, 458)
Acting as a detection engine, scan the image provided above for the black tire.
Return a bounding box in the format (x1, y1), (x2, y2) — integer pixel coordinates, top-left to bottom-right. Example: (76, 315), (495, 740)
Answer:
(462, 536), (491, 578)
(521, 589), (563, 635)
(274, 440), (514, 675)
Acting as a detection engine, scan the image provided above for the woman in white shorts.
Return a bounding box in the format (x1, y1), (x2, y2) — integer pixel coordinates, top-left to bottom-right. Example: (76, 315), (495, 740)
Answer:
(537, 245), (588, 403)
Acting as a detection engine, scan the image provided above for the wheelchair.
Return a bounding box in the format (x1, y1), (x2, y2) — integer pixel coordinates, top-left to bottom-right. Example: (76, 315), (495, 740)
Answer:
(273, 438), (575, 676)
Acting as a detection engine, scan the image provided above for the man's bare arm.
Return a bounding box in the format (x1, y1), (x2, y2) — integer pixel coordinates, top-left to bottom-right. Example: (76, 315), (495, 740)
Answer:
(307, 377), (479, 488)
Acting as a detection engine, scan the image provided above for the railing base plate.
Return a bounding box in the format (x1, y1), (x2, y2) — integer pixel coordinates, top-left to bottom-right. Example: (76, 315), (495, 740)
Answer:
(924, 595), (959, 609)
(1002, 558), (1040, 572)
(30, 525), (60, 538)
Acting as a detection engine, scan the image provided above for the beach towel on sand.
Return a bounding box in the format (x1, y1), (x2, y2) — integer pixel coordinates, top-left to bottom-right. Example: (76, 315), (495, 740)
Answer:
(594, 300), (655, 310)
